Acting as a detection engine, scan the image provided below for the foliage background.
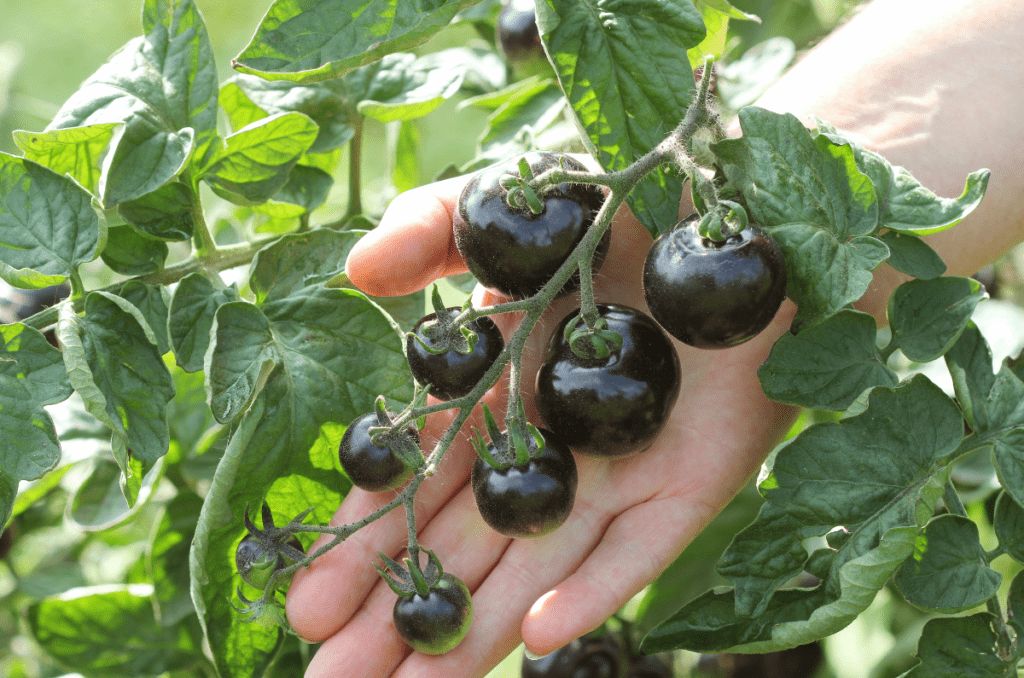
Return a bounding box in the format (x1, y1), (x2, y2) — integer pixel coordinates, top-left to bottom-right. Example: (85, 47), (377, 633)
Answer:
(1, 0), (1022, 676)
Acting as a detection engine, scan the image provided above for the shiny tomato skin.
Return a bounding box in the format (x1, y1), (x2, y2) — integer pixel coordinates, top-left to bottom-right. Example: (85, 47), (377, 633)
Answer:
(642, 215), (787, 349)
(471, 427), (577, 539)
(393, 573), (473, 655)
(338, 413), (418, 493)
(454, 151), (608, 299)
(535, 304), (681, 459)
(406, 310), (505, 401)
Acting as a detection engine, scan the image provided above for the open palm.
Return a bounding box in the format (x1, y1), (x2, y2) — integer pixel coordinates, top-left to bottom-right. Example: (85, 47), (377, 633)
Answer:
(285, 175), (799, 678)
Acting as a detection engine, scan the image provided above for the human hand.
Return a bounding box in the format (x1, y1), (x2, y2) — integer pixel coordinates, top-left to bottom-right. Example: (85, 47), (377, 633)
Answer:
(285, 174), (800, 678)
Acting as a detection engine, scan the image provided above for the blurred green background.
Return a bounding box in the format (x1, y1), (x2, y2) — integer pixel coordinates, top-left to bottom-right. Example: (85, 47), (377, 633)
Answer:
(5, 1), (1020, 677)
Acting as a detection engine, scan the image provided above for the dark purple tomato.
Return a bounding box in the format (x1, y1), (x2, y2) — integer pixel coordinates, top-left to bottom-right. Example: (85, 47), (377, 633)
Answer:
(521, 630), (628, 678)
(642, 214), (787, 349)
(406, 309), (505, 401)
(455, 151), (608, 299)
(471, 427), (577, 538)
(393, 573), (473, 655)
(338, 413), (418, 492)
(497, 1), (545, 68)
(535, 304), (681, 459)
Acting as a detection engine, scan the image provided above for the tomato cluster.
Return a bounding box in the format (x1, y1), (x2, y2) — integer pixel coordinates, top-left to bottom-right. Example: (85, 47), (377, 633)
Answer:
(521, 625), (676, 677)
(235, 147), (788, 657)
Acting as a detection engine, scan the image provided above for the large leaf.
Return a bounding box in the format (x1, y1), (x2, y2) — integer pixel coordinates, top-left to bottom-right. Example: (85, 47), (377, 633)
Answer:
(57, 292), (175, 505)
(711, 107), (884, 326)
(536, 0), (705, 237)
(0, 154), (101, 289)
(757, 309), (897, 411)
(643, 377), (965, 654)
(886, 276), (986, 363)
(199, 112), (318, 205)
(815, 119), (990, 236)
(901, 613), (1016, 677)
(13, 123), (121, 196)
(944, 323), (1024, 509)
(195, 232), (410, 677)
(27, 584), (204, 675)
(0, 323), (73, 527)
(169, 272), (240, 373)
(233, 0), (483, 83)
(893, 514), (1001, 613)
(46, 0), (218, 206)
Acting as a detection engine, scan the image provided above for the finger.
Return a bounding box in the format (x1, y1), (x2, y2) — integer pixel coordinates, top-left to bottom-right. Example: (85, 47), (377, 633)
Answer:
(346, 176), (469, 297)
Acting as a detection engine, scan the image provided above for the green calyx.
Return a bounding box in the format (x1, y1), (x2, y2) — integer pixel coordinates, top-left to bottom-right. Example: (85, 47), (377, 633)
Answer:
(697, 200), (749, 242)
(368, 397), (425, 470)
(564, 313), (624, 360)
(500, 160), (545, 215)
(470, 403), (545, 469)
(376, 549), (444, 597)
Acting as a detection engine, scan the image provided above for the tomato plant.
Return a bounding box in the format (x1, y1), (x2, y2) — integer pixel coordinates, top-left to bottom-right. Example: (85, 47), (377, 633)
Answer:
(0, 0), (1020, 677)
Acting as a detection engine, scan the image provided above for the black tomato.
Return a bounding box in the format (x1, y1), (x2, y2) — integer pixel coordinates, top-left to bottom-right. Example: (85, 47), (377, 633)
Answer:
(496, 0), (548, 77)
(338, 413), (418, 492)
(627, 654), (674, 678)
(535, 304), (681, 459)
(406, 309), (504, 401)
(471, 427), (577, 539)
(642, 214), (787, 349)
(393, 572), (473, 655)
(455, 151), (608, 299)
(521, 630), (628, 678)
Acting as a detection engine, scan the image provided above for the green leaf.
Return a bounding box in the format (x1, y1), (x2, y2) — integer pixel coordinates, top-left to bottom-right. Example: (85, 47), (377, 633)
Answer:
(944, 323), (1024, 508)
(13, 123), (121, 196)
(189, 398), (284, 678)
(1008, 570), (1024, 636)
(47, 0), (218, 205)
(901, 613), (1013, 677)
(116, 280), (172, 356)
(472, 79), (567, 168)
(0, 323), (73, 528)
(252, 165), (334, 219)
(206, 301), (278, 424)
(149, 492), (204, 626)
(248, 229), (353, 305)
(879, 231), (946, 279)
(894, 514), (1000, 612)
(27, 584), (204, 674)
(712, 108), (883, 325)
(0, 154), (102, 289)
(233, 0), (482, 83)
(100, 224), (169, 276)
(886, 277), (986, 363)
(117, 180), (195, 241)
(354, 52), (465, 122)
(57, 292), (175, 504)
(220, 75), (355, 154)
(66, 457), (158, 531)
(815, 119), (990, 236)
(993, 491), (1024, 563)
(537, 0), (705, 236)
(718, 375), (964, 621)
(199, 112), (318, 205)
(757, 309), (898, 411)
(391, 121), (420, 194)
(168, 272), (240, 373)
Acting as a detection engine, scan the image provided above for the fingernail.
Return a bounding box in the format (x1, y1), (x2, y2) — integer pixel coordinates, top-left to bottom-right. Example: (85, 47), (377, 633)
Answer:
(524, 647), (553, 661)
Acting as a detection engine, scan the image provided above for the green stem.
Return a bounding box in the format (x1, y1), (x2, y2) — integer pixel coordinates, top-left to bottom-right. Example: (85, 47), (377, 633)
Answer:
(186, 177), (217, 257)
(68, 270), (86, 301)
(404, 493), (421, 573)
(346, 117), (364, 219)
(20, 239), (278, 333)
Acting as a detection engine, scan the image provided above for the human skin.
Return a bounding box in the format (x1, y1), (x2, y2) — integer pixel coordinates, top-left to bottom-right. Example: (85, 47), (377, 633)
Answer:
(286, 1), (1024, 675)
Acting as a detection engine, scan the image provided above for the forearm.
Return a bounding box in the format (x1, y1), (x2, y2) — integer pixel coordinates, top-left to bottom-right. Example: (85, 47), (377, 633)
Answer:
(750, 0), (1024, 320)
